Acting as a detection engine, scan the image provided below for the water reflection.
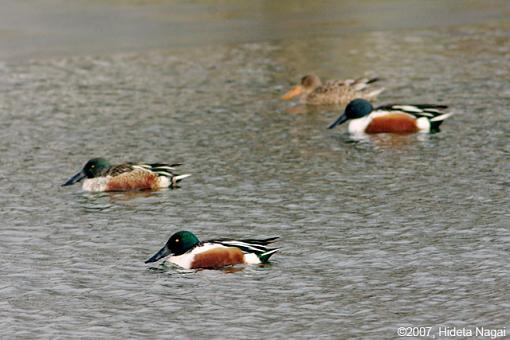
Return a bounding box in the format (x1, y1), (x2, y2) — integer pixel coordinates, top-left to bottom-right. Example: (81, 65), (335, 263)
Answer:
(106, 190), (158, 202)
(339, 133), (433, 149)
(146, 262), (273, 275)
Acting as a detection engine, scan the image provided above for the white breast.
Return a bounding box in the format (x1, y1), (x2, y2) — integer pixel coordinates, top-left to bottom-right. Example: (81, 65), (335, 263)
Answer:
(348, 115), (373, 134)
(82, 177), (109, 192)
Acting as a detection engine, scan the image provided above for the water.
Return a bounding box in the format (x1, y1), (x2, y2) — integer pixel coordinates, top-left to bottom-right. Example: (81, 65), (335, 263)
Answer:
(1, 1), (509, 339)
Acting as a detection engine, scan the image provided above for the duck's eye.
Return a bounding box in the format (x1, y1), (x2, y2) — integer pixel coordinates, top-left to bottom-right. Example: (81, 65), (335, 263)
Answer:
(175, 238), (180, 243)
(91, 165), (95, 168)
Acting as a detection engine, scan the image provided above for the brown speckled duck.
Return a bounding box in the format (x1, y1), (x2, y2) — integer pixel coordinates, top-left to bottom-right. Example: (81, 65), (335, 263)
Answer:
(281, 74), (384, 106)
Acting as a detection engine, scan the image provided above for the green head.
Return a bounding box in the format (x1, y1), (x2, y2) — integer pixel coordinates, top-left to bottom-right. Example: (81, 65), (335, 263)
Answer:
(145, 231), (200, 263)
(328, 98), (374, 129)
(62, 158), (111, 186)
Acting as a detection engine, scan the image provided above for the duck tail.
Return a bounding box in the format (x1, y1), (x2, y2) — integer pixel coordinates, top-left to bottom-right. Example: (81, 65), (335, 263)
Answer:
(365, 87), (385, 99)
(141, 163), (190, 186)
(171, 174), (192, 186)
(215, 237), (279, 263)
(258, 248), (279, 263)
(366, 77), (380, 84)
(429, 112), (454, 132)
(352, 78), (384, 99)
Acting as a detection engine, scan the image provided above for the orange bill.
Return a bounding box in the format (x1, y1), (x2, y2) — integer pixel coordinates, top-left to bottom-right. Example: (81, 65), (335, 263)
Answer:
(281, 85), (304, 100)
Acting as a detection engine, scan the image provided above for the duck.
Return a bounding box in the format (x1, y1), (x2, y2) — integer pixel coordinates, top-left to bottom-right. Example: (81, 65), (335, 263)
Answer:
(62, 158), (190, 192)
(281, 74), (384, 106)
(328, 98), (453, 134)
(145, 231), (279, 269)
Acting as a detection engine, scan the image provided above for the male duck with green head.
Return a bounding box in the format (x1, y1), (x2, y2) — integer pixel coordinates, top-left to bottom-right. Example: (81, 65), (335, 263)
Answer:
(328, 98), (453, 135)
(145, 231), (279, 269)
(62, 158), (190, 192)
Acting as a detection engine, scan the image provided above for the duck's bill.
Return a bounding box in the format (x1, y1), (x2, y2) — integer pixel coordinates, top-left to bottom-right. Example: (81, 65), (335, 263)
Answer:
(281, 85), (303, 100)
(328, 113), (348, 129)
(145, 246), (171, 264)
(62, 170), (86, 186)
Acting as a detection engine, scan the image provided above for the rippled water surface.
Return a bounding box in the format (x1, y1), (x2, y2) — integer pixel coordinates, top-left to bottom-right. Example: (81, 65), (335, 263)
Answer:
(1, 1), (509, 339)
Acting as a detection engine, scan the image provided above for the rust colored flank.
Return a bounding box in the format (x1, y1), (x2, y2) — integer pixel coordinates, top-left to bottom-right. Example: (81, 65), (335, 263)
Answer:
(190, 247), (245, 269)
(106, 171), (160, 191)
(365, 113), (419, 134)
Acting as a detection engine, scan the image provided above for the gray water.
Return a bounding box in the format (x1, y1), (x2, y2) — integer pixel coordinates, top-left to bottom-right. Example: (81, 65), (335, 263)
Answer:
(1, 1), (509, 339)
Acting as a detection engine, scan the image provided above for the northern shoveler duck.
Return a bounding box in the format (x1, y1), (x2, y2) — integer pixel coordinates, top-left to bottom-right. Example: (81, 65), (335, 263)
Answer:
(145, 231), (279, 269)
(328, 98), (453, 134)
(281, 74), (384, 106)
(62, 158), (190, 192)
